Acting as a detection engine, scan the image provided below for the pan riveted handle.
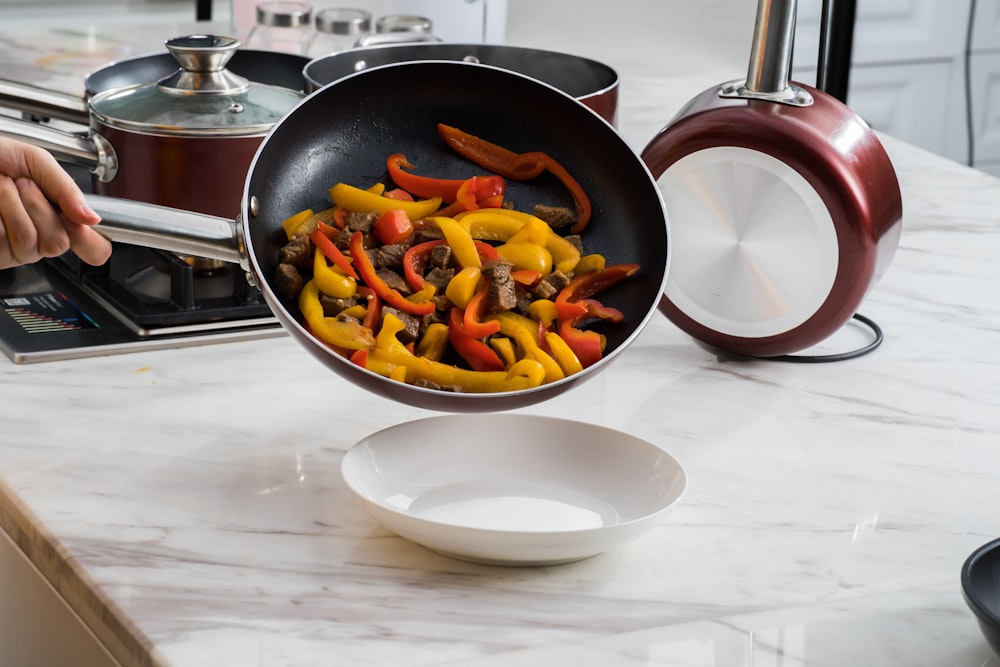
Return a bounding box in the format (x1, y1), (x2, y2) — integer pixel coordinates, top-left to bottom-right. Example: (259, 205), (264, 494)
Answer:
(84, 193), (245, 266)
(0, 113), (117, 182)
(0, 79), (90, 125)
(720, 0), (813, 107)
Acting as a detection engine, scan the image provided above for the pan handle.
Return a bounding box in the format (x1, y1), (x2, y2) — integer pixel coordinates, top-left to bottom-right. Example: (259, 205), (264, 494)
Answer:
(83, 193), (244, 266)
(0, 79), (90, 125)
(0, 114), (116, 181)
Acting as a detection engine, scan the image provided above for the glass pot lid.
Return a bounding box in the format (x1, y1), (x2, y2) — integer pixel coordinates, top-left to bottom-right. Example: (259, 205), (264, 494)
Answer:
(88, 35), (303, 137)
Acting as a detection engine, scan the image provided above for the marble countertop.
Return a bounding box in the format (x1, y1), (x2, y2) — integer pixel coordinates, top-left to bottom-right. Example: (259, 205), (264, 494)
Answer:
(1, 3), (999, 666)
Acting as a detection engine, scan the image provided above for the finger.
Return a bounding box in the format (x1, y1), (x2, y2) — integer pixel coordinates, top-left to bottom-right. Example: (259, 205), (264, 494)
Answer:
(14, 177), (71, 259)
(17, 144), (99, 226)
(0, 175), (43, 266)
(63, 216), (112, 266)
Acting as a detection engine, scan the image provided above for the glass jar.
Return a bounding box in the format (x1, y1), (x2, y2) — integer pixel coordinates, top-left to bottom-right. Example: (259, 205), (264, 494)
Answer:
(375, 14), (433, 35)
(307, 7), (372, 57)
(245, 1), (315, 55)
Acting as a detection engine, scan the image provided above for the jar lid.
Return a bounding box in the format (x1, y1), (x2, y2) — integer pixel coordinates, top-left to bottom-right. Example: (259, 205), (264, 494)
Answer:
(376, 14), (432, 34)
(88, 35), (302, 137)
(256, 1), (313, 28)
(316, 7), (372, 35)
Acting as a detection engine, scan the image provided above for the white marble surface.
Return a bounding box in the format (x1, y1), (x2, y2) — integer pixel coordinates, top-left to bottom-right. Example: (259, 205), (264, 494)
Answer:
(1, 2), (1000, 666)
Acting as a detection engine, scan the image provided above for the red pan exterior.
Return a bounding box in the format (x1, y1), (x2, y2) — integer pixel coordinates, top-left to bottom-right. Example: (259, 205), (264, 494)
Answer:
(641, 82), (902, 357)
(94, 123), (264, 219)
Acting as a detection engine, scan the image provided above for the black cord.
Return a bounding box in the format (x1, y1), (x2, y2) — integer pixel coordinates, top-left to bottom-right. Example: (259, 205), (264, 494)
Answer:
(743, 312), (883, 363)
(965, 0), (977, 166)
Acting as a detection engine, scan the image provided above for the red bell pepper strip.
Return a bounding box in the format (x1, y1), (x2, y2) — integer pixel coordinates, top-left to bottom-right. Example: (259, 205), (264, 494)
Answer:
(402, 239), (500, 293)
(447, 307), (505, 372)
(357, 286), (381, 332)
(386, 153), (507, 204)
(436, 124), (593, 233)
(463, 285), (501, 338)
(311, 223), (358, 279)
(555, 263), (640, 320)
(349, 348), (369, 368)
(349, 231), (436, 316)
(558, 317), (605, 369)
(374, 209), (414, 245)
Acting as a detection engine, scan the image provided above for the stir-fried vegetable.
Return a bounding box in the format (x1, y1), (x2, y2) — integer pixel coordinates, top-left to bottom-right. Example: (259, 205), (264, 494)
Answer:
(273, 125), (638, 393)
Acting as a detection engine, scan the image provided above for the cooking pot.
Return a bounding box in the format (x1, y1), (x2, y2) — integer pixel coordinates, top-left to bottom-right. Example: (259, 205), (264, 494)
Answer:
(640, 0), (902, 358)
(81, 60), (670, 413)
(303, 42), (620, 126)
(0, 35), (302, 222)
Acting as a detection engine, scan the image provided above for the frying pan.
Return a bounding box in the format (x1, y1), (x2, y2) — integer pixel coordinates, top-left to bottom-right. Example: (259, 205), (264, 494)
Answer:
(303, 42), (620, 126)
(82, 60), (671, 413)
(641, 0), (902, 358)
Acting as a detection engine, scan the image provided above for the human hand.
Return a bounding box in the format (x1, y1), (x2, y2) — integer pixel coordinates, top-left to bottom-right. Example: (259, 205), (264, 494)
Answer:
(0, 139), (112, 270)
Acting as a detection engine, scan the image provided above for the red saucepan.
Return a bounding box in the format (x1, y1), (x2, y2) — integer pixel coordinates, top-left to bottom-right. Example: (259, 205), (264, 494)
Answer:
(303, 42), (620, 126)
(641, 0), (902, 358)
(0, 35), (302, 221)
(81, 60), (670, 413)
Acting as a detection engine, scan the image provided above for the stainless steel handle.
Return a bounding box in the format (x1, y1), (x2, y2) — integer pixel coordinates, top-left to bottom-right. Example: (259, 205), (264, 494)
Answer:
(83, 194), (245, 266)
(0, 114), (119, 181)
(0, 79), (89, 124)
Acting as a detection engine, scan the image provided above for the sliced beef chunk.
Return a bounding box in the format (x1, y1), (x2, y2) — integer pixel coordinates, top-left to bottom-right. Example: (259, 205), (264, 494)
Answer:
(372, 243), (409, 269)
(564, 234), (584, 253)
(429, 244), (453, 269)
(274, 263), (304, 301)
(320, 294), (357, 317)
(424, 266), (455, 293)
(533, 204), (576, 229)
(344, 210), (378, 233)
(383, 307), (423, 344)
(377, 268), (411, 295)
(533, 269), (571, 300)
(278, 234), (311, 270)
(482, 258), (518, 313)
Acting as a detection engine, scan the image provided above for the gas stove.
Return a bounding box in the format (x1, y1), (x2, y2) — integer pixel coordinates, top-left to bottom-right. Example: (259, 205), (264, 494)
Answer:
(0, 246), (284, 363)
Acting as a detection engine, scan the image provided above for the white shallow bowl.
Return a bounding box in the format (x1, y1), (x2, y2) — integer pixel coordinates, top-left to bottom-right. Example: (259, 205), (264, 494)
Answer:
(341, 414), (687, 566)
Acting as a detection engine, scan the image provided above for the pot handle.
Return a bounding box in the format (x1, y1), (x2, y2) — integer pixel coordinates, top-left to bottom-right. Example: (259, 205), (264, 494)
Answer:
(0, 79), (90, 125)
(83, 193), (244, 266)
(0, 114), (117, 181)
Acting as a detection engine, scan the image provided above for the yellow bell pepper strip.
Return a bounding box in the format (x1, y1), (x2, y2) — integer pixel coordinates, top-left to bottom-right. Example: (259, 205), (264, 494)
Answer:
(491, 312), (564, 383)
(456, 210), (525, 241)
(457, 209), (580, 274)
(415, 322), (450, 362)
(430, 216), (481, 269)
(463, 285), (502, 338)
(298, 280), (375, 351)
(546, 233), (582, 274)
(444, 265), (482, 309)
(554, 263), (640, 320)
(329, 182), (442, 219)
(490, 336), (517, 368)
(448, 307), (505, 372)
(368, 313), (545, 392)
(436, 123), (593, 233)
(281, 208), (314, 238)
(507, 214), (550, 246)
(544, 330), (584, 375)
(496, 241), (553, 275)
(311, 223), (357, 279)
(386, 153), (507, 203)
(312, 247), (357, 299)
(527, 298), (559, 328)
(574, 252), (606, 275)
(349, 231), (436, 316)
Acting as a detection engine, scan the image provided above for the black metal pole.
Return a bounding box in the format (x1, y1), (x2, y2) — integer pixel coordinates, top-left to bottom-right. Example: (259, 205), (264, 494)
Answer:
(196, 0), (213, 21)
(816, 0), (856, 102)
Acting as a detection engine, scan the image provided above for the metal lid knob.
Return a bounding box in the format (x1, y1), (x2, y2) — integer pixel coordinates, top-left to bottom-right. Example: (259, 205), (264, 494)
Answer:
(157, 35), (250, 96)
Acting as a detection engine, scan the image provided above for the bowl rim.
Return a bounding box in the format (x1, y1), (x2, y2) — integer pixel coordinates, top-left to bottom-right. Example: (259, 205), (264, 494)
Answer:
(961, 536), (1000, 627)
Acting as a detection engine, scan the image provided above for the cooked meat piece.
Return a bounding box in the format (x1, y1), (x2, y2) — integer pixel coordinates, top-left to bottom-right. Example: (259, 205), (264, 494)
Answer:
(377, 268), (411, 295)
(429, 244), (453, 269)
(278, 234), (311, 269)
(373, 243), (409, 269)
(334, 227), (353, 250)
(533, 269), (571, 300)
(344, 210), (378, 233)
(274, 262), (305, 301)
(413, 378), (464, 392)
(431, 294), (452, 313)
(413, 228), (444, 244)
(533, 204), (576, 229)
(515, 287), (534, 316)
(564, 234), (584, 253)
(320, 294), (357, 317)
(424, 266), (455, 292)
(482, 258), (518, 313)
(383, 307), (422, 344)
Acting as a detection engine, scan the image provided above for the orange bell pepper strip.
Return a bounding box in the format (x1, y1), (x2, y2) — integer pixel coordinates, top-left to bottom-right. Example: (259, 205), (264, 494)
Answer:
(349, 231), (436, 316)
(448, 307), (505, 372)
(437, 123), (592, 233)
(463, 285), (501, 338)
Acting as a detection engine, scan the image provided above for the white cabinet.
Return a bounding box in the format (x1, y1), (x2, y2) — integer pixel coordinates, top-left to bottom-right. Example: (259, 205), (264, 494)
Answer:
(0, 528), (120, 667)
(791, 0), (974, 165)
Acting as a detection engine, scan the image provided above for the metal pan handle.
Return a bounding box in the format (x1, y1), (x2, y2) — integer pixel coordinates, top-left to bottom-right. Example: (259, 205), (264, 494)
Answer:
(83, 193), (244, 266)
(0, 79), (90, 125)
